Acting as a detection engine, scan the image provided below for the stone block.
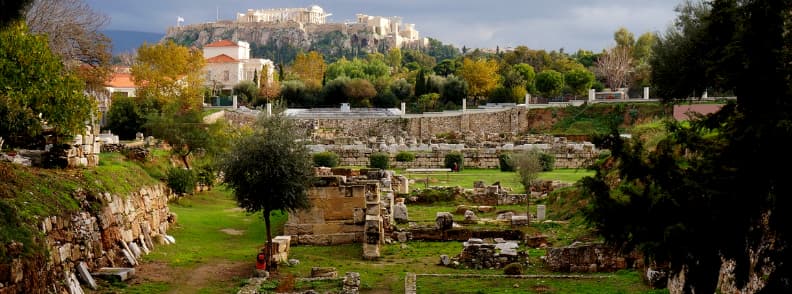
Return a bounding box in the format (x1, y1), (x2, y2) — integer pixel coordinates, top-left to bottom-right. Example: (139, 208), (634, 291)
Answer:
(393, 202), (408, 224)
(76, 262), (97, 290)
(511, 215), (529, 226)
(92, 268), (135, 282)
(311, 267), (337, 278)
(121, 248), (137, 266)
(128, 242), (142, 258)
(536, 205), (546, 221)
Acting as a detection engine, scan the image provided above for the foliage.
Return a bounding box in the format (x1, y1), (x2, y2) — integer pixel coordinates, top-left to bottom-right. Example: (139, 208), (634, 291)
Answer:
(218, 114), (313, 266)
(513, 63), (536, 93)
(535, 69), (564, 98)
(282, 80), (318, 107)
(395, 151), (416, 162)
(585, 1), (792, 292)
(369, 152), (390, 169)
(457, 58), (500, 102)
(390, 78), (413, 100)
(344, 78), (377, 107)
(417, 93), (441, 112)
(498, 153), (516, 172)
(258, 64), (281, 104)
(313, 151), (340, 167)
(194, 164), (216, 189)
(105, 95), (145, 140)
(539, 152), (555, 172)
(0, 1), (31, 27)
(325, 57), (390, 82)
(0, 23), (94, 148)
(233, 81), (259, 104)
(563, 68), (595, 98)
(595, 46), (633, 90)
(503, 263), (524, 275)
(442, 75), (468, 104)
(132, 40), (205, 111)
(515, 150), (543, 193)
(408, 187), (458, 203)
(291, 51), (326, 89)
(166, 167), (196, 196)
(145, 103), (228, 169)
(444, 152), (464, 171)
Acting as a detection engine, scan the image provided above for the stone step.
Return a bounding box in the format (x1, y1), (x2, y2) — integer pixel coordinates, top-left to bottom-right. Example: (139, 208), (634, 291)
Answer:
(92, 267), (135, 282)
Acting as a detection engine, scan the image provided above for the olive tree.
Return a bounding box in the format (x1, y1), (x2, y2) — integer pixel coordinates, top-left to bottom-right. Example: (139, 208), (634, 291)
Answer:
(218, 114), (313, 267)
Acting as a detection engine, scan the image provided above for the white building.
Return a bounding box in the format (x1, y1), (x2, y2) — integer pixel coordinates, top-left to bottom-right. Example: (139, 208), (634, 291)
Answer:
(355, 14), (425, 48)
(203, 40), (274, 92)
(236, 5), (331, 24)
(105, 66), (136, 98)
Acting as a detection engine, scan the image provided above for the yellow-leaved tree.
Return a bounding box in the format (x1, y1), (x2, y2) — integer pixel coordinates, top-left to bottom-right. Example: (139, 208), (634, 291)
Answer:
(132, 40), (205, 112)
(457, 58), (499, 104)
(290, 51), (326, 90)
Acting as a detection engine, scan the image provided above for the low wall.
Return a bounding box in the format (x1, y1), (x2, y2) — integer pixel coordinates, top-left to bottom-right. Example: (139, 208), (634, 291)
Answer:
(0, 184), (176, 293)
(310, 144), (598, 169)
(544, 243), (641, 273)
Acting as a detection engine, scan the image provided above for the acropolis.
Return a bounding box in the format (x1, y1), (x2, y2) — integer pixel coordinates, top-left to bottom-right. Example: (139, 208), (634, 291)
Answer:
(236, 5), (331, 25)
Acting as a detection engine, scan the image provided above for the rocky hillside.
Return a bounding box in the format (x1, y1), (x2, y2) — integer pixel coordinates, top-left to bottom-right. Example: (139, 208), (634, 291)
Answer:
(164, 21), (398, 64)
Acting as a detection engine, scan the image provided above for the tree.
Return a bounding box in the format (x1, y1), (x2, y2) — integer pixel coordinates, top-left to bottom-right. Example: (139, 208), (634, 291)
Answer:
(132, 41), (205, 111)
(390, 78), (413, 100)
(105, 95), (145, 140)
(594, 46), (633, 90)
(442, 75), (469, 104)
(457, 58), (499, 103)
(219, 114), (313, 268)
(344, 78), (377, 107)
(613, 27), (635, 49)
(0, 22), (93, 147)
(564, 68), (595, 98)
(535, 69), (564, 98)
(414, 69), (427, 97)
(291, 51), (326, 89)
(585, 0), (792, 292)
(26, 0), (110, 68)
(259, 64), (281, 104)
(145, 101), (226, 169)
(233, 81), (259, 105)
(386, 48), (402, 72)
(513, 63), (536, 93)
(1, 0), (32, 27)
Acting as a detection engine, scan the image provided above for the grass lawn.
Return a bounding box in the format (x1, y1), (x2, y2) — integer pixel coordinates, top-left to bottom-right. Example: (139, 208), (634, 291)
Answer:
(104, 187), (659, 293)
(397, 168), (593, 193)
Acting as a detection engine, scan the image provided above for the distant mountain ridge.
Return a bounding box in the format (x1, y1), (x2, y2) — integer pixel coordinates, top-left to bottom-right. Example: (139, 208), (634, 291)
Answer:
(103, 30), (164, 55)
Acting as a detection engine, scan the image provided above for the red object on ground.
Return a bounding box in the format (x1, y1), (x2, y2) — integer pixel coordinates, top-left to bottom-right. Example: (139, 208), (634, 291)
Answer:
(255, 252), (267, 270)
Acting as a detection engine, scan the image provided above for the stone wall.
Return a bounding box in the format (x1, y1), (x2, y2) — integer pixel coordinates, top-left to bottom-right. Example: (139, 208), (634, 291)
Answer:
(0, 184), (176, 293)
(310, 144), (597, 170)
(544, 243), (641, 273)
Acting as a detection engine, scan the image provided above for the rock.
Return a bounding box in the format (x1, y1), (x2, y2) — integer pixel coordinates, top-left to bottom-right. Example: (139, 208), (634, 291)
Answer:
(435, 212), (453, 230)
(463, 210), (478, 223)
(454, 205), (470, 215)
(128, 242), (142, 258)
(525, 235), (548, 248)
(121, 248), (137, 266)
(66, 272), (84, 294)
(536, 204), (547, 221)
(92, 267), (135, 282)
(511, 215), (529, 226)
(288, 259), (300, 266)
(342, 272), (361, 294)
(396, 231), (408, 243)
(477, 206), (495, 213)
(254, 269), (269, 278)
(164, 235), (176, 244)
(393, 202), (408, 224)
(439, 254), (451, 266)
(76, 262), (97, 290)
(311, 267), (337, 278)
(496, 212), (514, 221)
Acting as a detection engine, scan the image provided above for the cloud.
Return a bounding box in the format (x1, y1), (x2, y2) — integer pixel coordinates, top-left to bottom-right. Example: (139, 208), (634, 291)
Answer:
(86, 0), (683, 50)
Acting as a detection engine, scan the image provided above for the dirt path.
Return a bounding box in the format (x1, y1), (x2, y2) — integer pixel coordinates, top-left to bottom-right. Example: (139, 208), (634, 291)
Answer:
(130, 260), (251, 293)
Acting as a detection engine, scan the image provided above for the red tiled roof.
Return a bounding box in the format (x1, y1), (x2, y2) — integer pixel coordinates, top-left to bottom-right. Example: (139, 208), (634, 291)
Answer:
(673, 104), (723, 120)
(205, 54), (239, 63)
(105, 72), (135, 88)
(204, 40), (238, 47)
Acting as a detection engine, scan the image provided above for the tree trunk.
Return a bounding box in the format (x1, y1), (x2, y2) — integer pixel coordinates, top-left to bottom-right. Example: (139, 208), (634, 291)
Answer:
(181, 153), (191, 170)
(263, 209), (274, 269)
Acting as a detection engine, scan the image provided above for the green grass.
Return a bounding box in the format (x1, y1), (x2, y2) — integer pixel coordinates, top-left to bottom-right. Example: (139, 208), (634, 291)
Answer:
(397, 168), (593, 194)
(415, 270), (668, 293)
(143, 188), (281, 266)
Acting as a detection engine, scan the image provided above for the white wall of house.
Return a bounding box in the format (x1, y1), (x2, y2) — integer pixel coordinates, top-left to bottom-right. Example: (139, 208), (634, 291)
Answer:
(205, 62), (243, 90)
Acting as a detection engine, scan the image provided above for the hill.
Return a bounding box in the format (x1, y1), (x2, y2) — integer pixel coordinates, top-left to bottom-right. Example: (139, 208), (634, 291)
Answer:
(103, 30), (164, 54)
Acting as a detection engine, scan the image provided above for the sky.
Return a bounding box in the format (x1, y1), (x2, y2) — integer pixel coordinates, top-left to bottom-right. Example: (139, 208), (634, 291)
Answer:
(85, 0), (684, 51)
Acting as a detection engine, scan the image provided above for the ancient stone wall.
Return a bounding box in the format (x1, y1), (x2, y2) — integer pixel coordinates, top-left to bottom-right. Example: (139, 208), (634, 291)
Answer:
(544, 243), (640, 273)
(0, 185), (176, 293)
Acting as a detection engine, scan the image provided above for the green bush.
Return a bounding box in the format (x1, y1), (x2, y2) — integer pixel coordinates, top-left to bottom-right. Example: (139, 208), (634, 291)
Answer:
(195, 165), (215, 189)
(369, 152), (390, 169)
(498, 153), (516, 172)
(539, 152), (555, 171)
(409, 187), (458, 203)
(503, 263), (524, 275)
(395, 151), (416, 162)
(313, 151), (340, 167)
(444, 152), (464, 171)
(166, 167), (196, 196)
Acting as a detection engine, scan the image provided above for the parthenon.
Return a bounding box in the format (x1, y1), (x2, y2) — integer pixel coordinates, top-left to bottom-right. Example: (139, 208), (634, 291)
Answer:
(236, 5), (331, 24)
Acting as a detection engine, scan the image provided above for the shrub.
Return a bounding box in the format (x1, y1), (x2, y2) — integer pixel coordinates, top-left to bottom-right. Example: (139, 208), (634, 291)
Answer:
(498, 153), (516, 172)
(444, 152), (464, 171)
(369, 152), (390, 169)
(539, 152), (555, 171)
(395, 151), (416, 162)
(503, 263), (524, 275)
(313, 151), (340, 167)
(408, 187), (458, 203)
(166, 167), (196, 196)
(195, 165), (215, 189)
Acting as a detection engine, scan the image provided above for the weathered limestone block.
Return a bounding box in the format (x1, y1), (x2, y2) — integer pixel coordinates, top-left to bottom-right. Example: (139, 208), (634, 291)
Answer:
(435, 212), (453, 230)
(393, 202), (408, 224)
(310, 267), (337, 278)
